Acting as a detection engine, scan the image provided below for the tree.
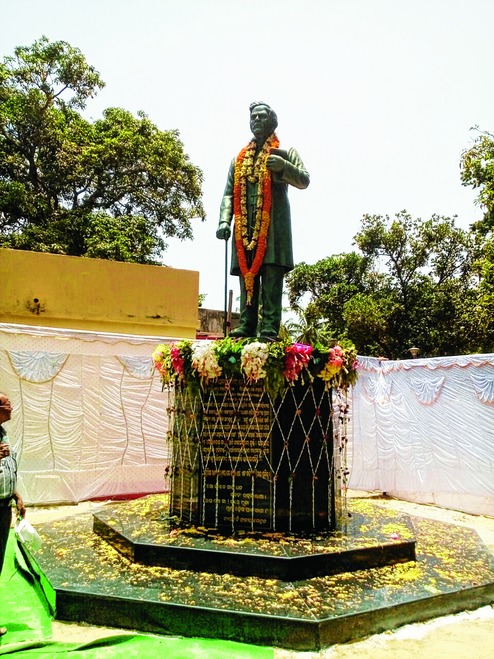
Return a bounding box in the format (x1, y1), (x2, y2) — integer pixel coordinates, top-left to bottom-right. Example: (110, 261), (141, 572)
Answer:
(461, 127), (494, 348)
(286, 252), (374, 332)
(286, 251), (394, 355)
(286, 212), (483, 358)
(0, 37), (205, 263)
(355, 211), (485, 356)
(460, 127), (494, 235)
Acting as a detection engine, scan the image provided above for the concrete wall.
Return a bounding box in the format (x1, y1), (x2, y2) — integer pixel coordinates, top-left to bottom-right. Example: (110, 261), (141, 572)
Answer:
(197, 307), (240, 338)
(0, 249), (199, 338)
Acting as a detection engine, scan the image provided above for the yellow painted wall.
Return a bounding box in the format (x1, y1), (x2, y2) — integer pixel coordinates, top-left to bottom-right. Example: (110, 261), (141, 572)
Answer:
(0, 249), (199, 338)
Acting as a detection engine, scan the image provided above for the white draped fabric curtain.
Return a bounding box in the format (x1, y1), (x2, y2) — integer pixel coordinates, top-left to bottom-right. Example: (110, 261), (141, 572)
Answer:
(0, 324), (170, 505)
(349, 354), (494, 515)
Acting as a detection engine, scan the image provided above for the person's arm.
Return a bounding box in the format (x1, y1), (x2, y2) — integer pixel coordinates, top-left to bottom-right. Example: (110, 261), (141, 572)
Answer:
(12, 490), (26, 519)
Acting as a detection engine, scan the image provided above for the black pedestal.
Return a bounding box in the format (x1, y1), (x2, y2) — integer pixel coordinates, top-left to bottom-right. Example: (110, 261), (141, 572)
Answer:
(170, 378), (339, 533)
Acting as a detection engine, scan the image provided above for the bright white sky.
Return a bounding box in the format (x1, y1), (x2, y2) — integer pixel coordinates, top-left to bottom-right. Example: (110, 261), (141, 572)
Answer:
(2, 0), (493, 311)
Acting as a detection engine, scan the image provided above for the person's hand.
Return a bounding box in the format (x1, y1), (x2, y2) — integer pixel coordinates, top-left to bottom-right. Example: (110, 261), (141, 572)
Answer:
(13, 491), (26, 519)
(216, 222), (231, 240)
(266, 154), (285, 173)
(0, 443), (10, 459)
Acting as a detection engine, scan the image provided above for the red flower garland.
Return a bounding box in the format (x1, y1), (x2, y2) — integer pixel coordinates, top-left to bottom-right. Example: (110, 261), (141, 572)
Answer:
(233, 134), (280, 305)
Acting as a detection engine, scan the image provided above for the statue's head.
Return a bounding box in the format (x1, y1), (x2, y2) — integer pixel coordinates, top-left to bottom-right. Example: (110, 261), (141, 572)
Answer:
(249, 102), (278, 140)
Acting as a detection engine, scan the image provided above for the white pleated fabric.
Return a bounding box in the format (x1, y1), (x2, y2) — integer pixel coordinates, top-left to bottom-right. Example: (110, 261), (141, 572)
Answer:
(349, 354), (494, 515)
(0, 323), (172, 505)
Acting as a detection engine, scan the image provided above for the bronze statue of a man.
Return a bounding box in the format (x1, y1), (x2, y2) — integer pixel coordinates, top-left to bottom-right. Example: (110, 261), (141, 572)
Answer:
(216, 102), (310, 340)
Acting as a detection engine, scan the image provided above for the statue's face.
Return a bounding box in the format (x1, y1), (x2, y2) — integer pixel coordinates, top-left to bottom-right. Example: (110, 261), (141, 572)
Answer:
(250, 106), (272, 141)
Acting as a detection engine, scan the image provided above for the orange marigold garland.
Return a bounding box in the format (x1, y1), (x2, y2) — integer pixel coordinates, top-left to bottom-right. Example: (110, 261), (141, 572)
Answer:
(233, 133), (280, 305)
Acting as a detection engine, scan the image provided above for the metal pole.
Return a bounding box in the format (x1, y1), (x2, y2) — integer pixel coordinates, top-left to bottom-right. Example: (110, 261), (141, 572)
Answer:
(223, 239), (228, 337)
(227, 289), (233, 336)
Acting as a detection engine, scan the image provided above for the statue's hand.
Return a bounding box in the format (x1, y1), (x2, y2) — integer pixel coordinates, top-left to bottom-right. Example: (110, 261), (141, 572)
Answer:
(216, 222), (231, 240)
(266, 154), (285, 173)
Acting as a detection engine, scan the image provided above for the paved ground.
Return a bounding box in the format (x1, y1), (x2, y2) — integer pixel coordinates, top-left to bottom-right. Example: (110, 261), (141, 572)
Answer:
(28, 493), (494, 658)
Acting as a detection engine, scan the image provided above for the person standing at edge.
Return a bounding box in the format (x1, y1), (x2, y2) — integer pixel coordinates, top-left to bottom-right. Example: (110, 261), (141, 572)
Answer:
(216, 102), (310, 340)
(0, 393), (26, 637)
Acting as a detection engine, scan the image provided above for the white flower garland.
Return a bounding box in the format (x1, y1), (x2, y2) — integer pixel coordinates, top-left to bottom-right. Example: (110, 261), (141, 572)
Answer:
(191, 341), (222, 382)
(240, 341), (269, 382)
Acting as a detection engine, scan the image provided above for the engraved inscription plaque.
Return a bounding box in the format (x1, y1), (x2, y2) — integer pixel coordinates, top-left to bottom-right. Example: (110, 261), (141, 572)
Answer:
(170, 378), (336, 534)
(199, 378), (273, 531)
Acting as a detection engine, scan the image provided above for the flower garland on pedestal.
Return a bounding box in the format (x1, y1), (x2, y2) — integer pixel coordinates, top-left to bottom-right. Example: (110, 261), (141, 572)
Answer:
(233, 133), (280, 305)
(152, 337), (358, 398)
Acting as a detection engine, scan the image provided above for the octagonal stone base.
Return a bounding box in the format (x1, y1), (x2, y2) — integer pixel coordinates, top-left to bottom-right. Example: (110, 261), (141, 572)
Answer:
(18, 494), (494, 651)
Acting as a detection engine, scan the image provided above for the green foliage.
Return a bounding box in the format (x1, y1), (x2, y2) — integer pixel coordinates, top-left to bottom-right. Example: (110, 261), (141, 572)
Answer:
(461, 129), (494, 349)
(0, 37), (205, 262)
(84, 213), (165, 263)
(280, 315), (335, 346)
(342, 293), (395, 357)
(214, 336), (244, 377)
(460, 127), (494, 234)
(286, 211), (485, 358)
(263, 340), (287, 400)
(286, 252), (373, 337)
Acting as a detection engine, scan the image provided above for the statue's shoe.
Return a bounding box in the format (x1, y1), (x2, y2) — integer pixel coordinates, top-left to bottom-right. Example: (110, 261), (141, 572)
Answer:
(229, 328), (255, 338)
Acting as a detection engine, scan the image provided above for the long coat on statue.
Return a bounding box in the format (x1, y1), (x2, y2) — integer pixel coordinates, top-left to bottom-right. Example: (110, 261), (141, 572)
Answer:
(219, 147), (310, 276)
